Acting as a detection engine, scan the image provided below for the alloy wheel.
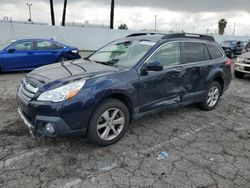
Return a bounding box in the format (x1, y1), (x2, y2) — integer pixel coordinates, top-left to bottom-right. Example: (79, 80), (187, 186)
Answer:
(207, 86), (220, 107)
(96, 108), (125, 141)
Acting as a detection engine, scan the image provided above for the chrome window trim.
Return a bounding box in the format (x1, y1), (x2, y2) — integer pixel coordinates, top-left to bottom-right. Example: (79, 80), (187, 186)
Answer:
(138, 40), (225, 73)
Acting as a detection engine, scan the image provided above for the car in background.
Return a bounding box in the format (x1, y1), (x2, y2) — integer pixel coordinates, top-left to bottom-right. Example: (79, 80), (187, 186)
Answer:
(242, 40), (250, 53)
(220, 40), (244, 58)
(234, 51), (250, 78)
(0, 39), (81, 72)
(16, 32), (232, 146)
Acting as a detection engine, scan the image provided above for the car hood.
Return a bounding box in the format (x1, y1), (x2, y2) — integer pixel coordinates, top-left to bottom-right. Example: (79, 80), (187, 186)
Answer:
(26, 59), (119, 87)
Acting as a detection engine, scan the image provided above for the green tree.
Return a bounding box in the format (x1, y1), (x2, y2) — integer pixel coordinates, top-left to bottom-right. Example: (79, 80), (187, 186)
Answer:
(118, 24), (128, 30)
(218, 19), (227, 35)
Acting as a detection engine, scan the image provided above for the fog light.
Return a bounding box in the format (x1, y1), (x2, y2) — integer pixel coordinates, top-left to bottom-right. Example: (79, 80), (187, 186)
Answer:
(45, 123), (55, 134)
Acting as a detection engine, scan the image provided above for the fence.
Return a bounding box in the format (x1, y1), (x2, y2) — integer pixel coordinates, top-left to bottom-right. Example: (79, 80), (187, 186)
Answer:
(0, 21), (249, 51)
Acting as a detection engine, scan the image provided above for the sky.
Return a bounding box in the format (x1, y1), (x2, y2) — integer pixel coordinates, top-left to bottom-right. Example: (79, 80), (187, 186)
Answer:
(0, 0), (250, 36)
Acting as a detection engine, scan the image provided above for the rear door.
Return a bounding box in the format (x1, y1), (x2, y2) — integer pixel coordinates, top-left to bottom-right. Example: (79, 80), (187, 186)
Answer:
(2, 41), (35, 71)
(32, 40), (63, 68)
(138, 42), (185, 113)
(181, 42), (210, 102)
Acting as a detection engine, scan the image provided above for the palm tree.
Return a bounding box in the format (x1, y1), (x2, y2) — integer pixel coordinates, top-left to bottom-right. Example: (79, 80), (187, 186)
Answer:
(62, 0), (67, 26)
(118, 24), (128, 30)
(49, 0), (55, 25)
(110, 0), (114, 29)
(218, 19), (227, 35)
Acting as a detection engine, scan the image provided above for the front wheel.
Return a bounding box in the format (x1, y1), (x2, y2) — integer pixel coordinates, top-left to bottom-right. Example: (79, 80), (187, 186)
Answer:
(87, 98), (129, 146)
(198, 81), (221, 111)
(57, 56), (68, 62)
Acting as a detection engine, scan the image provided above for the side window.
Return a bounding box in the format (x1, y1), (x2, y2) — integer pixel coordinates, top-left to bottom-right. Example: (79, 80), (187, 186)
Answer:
(12, 41), (33, 51)
(204, 44), (211, 60)
(207, 44), (223, 59)
(147, 42), (181, 67)
(183, 42), (204, 63)
(35, 41), (59, 50)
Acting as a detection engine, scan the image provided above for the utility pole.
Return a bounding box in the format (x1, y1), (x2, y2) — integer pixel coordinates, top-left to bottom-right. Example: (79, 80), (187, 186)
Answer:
(154, 15), (157, 31)
(233, 23), (236, 36)
(26, 3), (32, 22)
(62, 0), (67, 26)
(110, 0), (114, 29)
(50, 0), (55, 25)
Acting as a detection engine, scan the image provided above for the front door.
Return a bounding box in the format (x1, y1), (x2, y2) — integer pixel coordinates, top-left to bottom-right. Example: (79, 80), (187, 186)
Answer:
(138, 42), (185, 113)
(3, 41), (35, 71)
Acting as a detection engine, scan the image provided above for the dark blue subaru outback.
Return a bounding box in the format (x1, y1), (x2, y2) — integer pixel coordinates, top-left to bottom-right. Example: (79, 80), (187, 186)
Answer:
(17, 33), (232, 146)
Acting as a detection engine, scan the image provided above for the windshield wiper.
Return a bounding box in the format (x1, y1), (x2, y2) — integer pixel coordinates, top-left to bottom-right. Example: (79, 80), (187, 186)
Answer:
(94, 59), (119, 67)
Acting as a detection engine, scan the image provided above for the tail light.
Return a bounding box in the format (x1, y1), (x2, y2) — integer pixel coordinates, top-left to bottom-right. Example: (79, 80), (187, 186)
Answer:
(225, 59), (233, 67)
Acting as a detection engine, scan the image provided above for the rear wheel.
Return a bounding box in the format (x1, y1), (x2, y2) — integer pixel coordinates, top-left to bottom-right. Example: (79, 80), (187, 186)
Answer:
(88, 98), (129, 146)
(234, 70), (245, 79)
(198, 81), (221, 111)
(229, 52), (234, 59)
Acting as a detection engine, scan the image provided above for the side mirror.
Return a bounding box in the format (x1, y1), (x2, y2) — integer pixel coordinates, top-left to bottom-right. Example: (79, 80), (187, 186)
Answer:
(7, 48), (15, 53)
(145, 61), (163, 71)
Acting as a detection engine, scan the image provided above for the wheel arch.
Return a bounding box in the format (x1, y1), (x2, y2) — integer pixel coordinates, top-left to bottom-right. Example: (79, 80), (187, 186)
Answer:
(213, 76), (224, 95)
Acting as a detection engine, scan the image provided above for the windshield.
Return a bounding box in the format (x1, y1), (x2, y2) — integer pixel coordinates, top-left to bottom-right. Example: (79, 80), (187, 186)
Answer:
(221, 41), (237, 48)
(88, 40), (156, 67)
(0, 40), (15, 50)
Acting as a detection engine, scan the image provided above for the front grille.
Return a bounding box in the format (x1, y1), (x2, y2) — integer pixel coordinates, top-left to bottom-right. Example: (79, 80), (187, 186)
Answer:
(244, 67), (250, 72)
(17, 78), (38, 104)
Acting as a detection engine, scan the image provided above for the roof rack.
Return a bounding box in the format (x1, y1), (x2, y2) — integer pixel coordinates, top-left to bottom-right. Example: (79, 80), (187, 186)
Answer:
(126, 32), (166, 37)
(126, 32), (215, 42)
(162, 33), (215, 42)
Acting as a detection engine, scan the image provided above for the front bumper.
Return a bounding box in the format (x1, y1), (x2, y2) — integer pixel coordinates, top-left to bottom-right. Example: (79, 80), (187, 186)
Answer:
(16, 96), (88, 138)
(235, 62), (250, 74)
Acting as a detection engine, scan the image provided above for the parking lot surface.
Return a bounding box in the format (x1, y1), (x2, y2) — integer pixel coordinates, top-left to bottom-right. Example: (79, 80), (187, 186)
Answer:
(0, 71), (250, 188)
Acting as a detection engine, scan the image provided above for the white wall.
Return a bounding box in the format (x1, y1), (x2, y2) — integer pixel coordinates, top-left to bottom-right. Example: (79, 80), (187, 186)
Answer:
(0, 22), (134, 51)
(0, 22), (249, 50)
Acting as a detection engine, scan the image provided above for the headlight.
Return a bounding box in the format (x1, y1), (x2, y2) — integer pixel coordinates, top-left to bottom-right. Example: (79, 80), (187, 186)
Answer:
(37, 80), (85, 102)
(236, 57), (240, 62)
(71, 49), (79, 54)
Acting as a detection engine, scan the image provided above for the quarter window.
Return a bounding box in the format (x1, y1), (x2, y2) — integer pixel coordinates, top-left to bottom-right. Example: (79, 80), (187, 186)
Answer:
(207, 44), (223, 59)
(147, 42), (181, 67)
(183, 42), (204, 63)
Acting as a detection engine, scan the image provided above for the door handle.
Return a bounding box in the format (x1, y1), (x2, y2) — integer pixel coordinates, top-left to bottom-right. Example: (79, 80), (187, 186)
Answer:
(173, 70), (181, 76)
(207, 65), (213, 70)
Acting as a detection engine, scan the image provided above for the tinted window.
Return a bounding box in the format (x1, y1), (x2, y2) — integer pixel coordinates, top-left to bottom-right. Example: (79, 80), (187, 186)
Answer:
(35, 41), (60, 50)
(147, 42), (181, 67)
(12, 41), (33, 51)
(207, 44), (223, 59)
(204, 44), (211, 60)
(183, 42), (204, 63)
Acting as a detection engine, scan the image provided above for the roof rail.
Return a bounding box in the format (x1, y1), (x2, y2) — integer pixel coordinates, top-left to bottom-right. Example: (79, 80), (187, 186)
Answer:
(126, 32), (166, 37)
(162, 33), (215, 42)
(126, 32), (215, 42)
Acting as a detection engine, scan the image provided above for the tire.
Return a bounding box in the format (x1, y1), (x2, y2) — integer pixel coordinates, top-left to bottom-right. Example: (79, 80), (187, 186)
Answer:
(87, 98), (129, 146)
(229, 52), (234, 59)
(198, 81), (221, 111)
(234, 70), (245, 79)
(57, 56), (68, 62)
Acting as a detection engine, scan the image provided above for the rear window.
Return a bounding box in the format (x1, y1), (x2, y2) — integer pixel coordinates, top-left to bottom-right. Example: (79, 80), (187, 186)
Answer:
(207, 44), (223, 59)
(183, 42), (205, 63)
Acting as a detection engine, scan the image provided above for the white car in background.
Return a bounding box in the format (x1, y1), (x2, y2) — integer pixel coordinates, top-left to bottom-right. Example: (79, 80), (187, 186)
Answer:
(234, 52), (250, 78)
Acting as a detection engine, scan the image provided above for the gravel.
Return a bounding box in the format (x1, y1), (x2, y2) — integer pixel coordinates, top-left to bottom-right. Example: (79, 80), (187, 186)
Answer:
(0, 69), (249, 188)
